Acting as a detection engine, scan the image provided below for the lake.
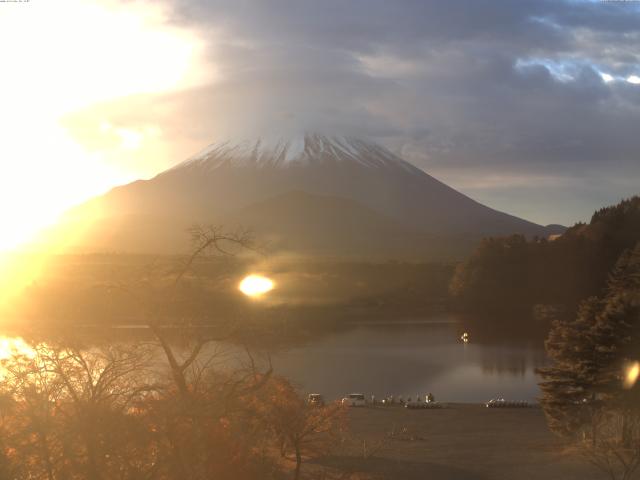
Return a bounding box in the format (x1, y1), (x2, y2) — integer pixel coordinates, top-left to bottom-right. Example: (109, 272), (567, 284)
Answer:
(268, 318), (547, 403)
(0, 315), (548, 403)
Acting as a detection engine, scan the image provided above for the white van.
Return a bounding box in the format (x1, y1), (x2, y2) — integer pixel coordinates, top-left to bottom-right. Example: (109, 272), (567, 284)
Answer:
(341, 393), (366, 407)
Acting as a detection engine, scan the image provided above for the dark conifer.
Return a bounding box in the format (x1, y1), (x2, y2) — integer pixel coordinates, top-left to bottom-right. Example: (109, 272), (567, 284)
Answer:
(538, 242), (640, 478)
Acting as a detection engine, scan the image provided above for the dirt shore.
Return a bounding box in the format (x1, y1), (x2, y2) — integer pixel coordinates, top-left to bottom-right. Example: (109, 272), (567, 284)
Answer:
(311, 404), (601, 480)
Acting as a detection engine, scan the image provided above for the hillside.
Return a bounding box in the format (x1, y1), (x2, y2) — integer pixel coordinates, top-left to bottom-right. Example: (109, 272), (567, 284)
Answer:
(51, 134), (562, 259)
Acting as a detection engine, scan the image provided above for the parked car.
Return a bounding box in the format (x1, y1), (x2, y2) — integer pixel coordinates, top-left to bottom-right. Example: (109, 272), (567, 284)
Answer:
(341, 393), (366, 407)
(307, 393), (325, 406)
(485, 397), (506, 408)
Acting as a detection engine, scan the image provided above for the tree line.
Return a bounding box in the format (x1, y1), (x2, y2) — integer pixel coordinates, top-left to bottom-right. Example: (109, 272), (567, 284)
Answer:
(451, 196), (640, 479)
(450, 196), (640, 323)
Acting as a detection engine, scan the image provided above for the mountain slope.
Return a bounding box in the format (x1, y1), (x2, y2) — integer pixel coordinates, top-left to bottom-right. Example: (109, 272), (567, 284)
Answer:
(56, 134), (561, 258)
(223, 190), (471, 259)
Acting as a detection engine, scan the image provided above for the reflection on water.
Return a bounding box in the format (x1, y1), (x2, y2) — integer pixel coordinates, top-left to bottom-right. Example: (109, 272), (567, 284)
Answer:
(0, 336), (36, 360)
(268, 321), (547, 402)
(0, 316), (548, 403)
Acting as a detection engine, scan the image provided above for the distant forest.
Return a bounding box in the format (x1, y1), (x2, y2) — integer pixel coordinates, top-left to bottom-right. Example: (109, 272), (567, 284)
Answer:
(10, 255), (453, 330)
(450, 196), (640, 326)
(8, 197), (640, 334)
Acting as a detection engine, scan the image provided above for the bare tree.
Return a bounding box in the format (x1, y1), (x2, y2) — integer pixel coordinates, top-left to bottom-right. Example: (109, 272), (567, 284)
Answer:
(248, 376), (347, 480)
(570, 410), (640, 480)
(0, 225), (284, 480)
(0, 340), (156, 480)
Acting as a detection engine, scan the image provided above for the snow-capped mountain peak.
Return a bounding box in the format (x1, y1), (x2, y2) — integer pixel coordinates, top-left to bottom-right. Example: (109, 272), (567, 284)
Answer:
(170, 133), (418, 173)
(67, 131), (561, 257)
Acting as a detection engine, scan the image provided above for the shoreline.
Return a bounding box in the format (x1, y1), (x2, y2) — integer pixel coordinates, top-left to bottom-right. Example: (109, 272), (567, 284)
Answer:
(314, 403), (600, 480)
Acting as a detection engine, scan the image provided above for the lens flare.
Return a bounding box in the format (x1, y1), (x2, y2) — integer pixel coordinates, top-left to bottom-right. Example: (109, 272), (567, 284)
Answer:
(239, 275), (274, 298)
(623, 361), (640, 389)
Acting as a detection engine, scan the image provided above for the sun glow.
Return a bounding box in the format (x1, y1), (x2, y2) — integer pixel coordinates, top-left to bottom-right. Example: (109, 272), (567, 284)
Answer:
(0, 0), (208, 253)
(0, 0), (210, 313)
(239, 275), (275, 298)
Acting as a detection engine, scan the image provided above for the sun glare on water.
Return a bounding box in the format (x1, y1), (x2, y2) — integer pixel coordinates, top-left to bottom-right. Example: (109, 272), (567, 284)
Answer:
(0, 337), (36, 361)
(239, 275), (275, 298)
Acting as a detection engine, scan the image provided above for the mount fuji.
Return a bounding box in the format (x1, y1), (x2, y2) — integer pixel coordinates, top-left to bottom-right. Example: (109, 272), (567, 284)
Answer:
(60, 134), (563, 259)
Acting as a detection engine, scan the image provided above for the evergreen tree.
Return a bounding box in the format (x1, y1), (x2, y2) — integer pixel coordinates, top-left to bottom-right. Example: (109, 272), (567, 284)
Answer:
(451, 196), (640, 323)
(538, 297), (604, 439)
(538, 242), (640, 479)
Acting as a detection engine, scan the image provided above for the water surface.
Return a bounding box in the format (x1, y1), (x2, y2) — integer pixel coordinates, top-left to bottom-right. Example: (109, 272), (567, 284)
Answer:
(268, 320), (547, 403)
(0, 316), (547, 403)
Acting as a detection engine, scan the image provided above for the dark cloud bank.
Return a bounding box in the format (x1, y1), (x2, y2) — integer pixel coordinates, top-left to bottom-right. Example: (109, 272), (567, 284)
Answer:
(125, 0), (640, 224)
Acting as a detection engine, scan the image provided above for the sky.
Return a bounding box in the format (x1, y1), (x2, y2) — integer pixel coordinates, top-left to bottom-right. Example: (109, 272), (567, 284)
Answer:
(1, 0), (640, 251)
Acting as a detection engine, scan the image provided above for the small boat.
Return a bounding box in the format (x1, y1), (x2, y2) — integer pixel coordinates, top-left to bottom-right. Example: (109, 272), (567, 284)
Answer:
(485, 397), (530, 408)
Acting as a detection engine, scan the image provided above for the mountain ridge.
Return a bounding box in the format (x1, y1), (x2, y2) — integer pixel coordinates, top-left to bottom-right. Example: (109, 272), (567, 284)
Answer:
(53, 133), (564, 258)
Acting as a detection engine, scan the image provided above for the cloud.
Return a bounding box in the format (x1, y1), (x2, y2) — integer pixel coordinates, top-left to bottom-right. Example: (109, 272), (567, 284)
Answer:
(69, 0), (640, 225)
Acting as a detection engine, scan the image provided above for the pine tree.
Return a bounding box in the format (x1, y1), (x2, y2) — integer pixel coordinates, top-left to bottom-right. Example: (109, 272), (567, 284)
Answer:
(537, 242), (640, 479)
(538, 297), (604, 439)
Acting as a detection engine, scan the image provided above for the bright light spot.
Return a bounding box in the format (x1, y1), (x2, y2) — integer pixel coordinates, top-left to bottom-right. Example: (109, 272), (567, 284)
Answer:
(0, 337), (35, 361)
(601, 73), (614, 83)
(514, 58), (575, 82)
(0, 0), (209, 252)
(239, 275), (274, 297)
(627, 75), (640, 85)
(116, 128), (143, 150)
(623, 361), (640, 389)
